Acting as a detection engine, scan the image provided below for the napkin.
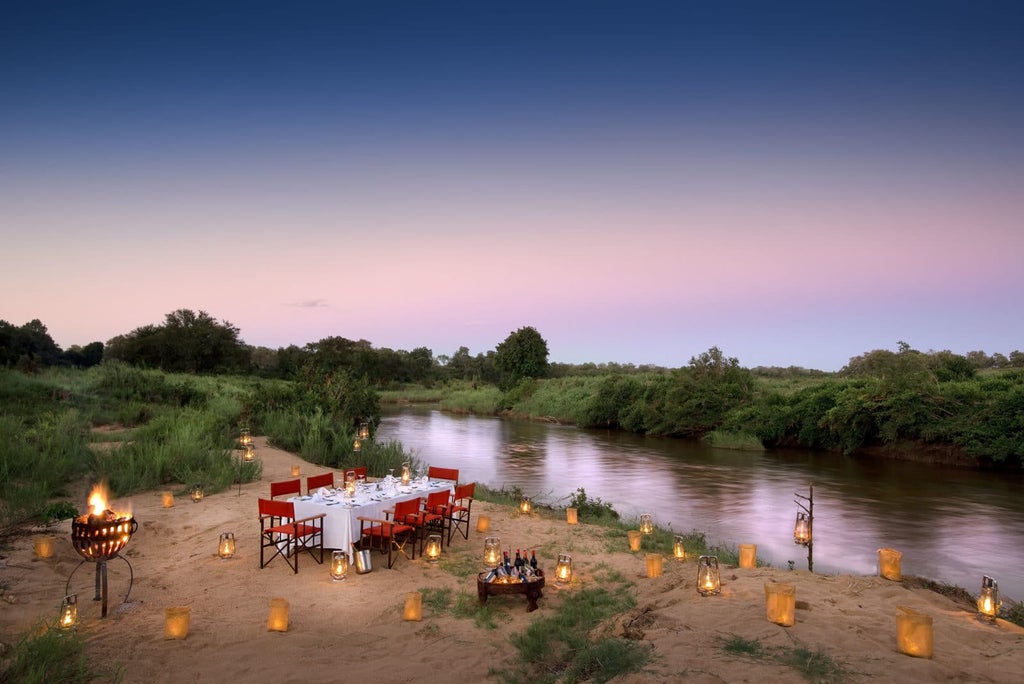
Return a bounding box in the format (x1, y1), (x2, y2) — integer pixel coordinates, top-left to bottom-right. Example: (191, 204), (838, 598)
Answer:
(312, 487), (331, 502)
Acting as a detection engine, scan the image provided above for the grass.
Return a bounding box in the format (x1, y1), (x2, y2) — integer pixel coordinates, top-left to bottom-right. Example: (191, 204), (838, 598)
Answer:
(719, 634), (850, 683)
(417, 586), (504, 629)
(0, 623), (121, 683)
(701, 429), (766, 451)
(496, 586), (650, 684)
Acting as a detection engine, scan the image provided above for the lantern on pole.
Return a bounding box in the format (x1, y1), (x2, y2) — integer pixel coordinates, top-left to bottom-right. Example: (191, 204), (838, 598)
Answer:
(793, 484), (814, 572)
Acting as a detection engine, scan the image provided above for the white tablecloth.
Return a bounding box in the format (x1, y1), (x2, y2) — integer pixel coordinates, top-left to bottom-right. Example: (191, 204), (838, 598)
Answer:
(290, 479), (453, 552)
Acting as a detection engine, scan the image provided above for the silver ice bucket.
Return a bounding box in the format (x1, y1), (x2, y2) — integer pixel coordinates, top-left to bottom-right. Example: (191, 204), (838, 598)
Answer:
(354, 548), (373, 574)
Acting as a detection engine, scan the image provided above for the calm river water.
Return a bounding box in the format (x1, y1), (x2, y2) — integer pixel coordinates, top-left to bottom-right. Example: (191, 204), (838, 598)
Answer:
(379, 406), (1024, 600)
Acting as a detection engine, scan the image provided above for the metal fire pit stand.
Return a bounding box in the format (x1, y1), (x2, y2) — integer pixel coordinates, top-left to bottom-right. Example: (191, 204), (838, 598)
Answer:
(66, 555), (135, 618)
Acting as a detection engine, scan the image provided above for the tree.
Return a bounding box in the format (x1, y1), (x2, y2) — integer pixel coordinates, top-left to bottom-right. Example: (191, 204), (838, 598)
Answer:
(494, 326), (549, 389)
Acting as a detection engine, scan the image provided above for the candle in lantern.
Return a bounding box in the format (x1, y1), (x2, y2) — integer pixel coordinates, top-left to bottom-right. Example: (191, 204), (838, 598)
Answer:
(359, 423), (370, 440)
(330, 550), (349, 581)
(164, 606), (191, 640)
(977, 576), (1000, 621)
(483, 537), (502, 568)
(352, 438), (361, 453)
(59, 594), (78, 629)
(639, 513), (654, 535)
(242, 445), (256, 462)
(555, 553), (573, 584)
(403, 591), (423, 621)
(519, 497), (532, 515)
(239, 428), (253, 447)
(424, 534), (442, 563)
(267, 598), (289, 632)
(673, 535), (686, 561)
(793, 511), (811, 545)
(896, 606), (933, 658)
(401, 462), (411, 485)
(765, 582), (796, 626)
(878, 548), (903, 581)
(33, 535), (55, 559)
(476, 514), (491, 533)
(566, 507), (578, 525)
(190, 484), (204, 503)
(697, 556), (721, 596)
(161, 491), (175, 508)
(645, 553), (663, 578)
(738, 544), (757, 569)
(218, 532), (235, 560)
(627, 530), (642, 552)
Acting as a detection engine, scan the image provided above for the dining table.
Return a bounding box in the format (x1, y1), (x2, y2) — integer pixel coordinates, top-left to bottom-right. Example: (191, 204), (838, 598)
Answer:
(290, 477), (455, 552)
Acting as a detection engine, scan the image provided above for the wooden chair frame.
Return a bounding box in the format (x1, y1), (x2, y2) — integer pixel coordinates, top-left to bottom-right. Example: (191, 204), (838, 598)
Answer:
(447, 482), (475, 544)
(356, 498), (419, 569)
(259, 498), (325, 574)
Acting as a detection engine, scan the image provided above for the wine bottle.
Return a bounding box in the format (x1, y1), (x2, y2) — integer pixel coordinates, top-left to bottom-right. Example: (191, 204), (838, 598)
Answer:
(530, 550), (538, 570)
(514, 549), (522, 570)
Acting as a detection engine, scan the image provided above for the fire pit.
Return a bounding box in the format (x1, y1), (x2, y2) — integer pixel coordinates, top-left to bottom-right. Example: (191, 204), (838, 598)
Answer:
(65, 483), (138, 618)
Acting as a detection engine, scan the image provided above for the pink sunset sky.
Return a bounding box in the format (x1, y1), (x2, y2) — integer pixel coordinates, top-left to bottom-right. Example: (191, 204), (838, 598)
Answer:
(3, 2), (1022, 371)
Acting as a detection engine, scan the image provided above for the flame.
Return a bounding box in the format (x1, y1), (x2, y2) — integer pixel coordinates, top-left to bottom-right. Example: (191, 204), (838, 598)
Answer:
(86, 481), (132, 518)
(88, 482), (110, 516)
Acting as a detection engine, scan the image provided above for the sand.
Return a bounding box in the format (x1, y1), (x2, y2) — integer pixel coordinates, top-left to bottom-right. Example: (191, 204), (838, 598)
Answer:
(3, 437), (1022, 683)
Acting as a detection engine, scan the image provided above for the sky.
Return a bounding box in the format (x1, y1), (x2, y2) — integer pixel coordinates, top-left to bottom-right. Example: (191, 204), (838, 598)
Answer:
(3, 1), (1022, 371)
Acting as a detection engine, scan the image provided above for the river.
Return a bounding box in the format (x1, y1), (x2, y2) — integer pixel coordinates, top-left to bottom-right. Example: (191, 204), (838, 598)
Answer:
(378, 406), (1024, 601)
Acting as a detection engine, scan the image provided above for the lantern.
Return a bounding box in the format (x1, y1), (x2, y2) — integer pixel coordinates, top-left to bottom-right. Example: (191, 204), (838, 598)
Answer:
(697, 556), (721, 596)
(424, 534), (443, 563)
(977, 576), (1000, 621)
(267, 598), (289, 632)
(765, 582), (796, 626)
(519, 497), (532, 515)
(401, 462), (411, 485)
(33, 535), (56, 559)
(639, 513), (654, 535)
(403, 592), (423, 621)
(242, 444), (256, 462)
(738, 544), (757, 569)
(896, 606), (933, 658)
(673, 535), (686, 561)
(190, 484), (204, 503)
(627, 530), (642, 552)
(330, 550), (349, 581)
(218, 532), (236, 560)
(164, 606), (191, 640)
(290, 465), (301, 477)
(483, 537), (502, 568)
(239, 428), (253, 447)
(566, 507), (578, 525)
(476, 514), (491, 533)
(345, 472), (357, 496)
(59, 594), (78, 629)
(793, 511), (811, 545)
(555, 553), (573, 584)
(645, 553), (663, 578)
(878, 548), (902, 581)
(359, 422), (370, 440)
(352, 438), (362, 453)
(161, 491), (175, 508)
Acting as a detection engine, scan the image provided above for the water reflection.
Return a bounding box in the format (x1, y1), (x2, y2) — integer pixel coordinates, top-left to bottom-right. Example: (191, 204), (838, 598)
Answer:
(380, 406), (1024, 599)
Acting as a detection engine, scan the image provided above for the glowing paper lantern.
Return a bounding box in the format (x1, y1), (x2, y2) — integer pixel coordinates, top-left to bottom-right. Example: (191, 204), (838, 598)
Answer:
(476, 515), (491, 533)
(267, 598), (289, 632)
(896, 606), (933, 658)
(566, 507), (578, 525)
(627, 530), (642, 552)
(645, 553), (663, 578)
(403, 592), (423, 621)
(878, 548), (902, 581)
(164, 606), (191, 640)
(33, 535), (55, 559)
(738, 544), (757, 569)
(765, 582), (796, 626)
(161, 491), (175, 508)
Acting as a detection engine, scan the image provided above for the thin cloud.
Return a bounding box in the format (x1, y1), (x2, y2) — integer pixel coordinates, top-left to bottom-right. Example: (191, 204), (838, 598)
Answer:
(287, 299), (329, 309)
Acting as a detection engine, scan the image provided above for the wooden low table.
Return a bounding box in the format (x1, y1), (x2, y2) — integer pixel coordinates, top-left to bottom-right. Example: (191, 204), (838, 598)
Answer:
(477, 570), (545, 612)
